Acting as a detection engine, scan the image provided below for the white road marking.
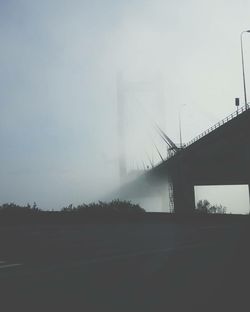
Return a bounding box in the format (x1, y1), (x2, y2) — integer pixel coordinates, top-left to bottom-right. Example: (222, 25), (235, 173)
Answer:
(0, 263), (22, 269)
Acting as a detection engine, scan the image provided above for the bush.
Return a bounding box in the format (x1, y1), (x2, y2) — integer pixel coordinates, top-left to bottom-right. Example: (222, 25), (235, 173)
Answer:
(196, 200), (227, 214)
(0, 200), (145, 217)
(0, 202), (40, 214)
(61, 199), (145, 214)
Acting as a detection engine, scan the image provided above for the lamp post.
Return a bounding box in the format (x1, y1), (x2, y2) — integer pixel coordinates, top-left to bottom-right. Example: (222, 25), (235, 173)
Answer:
(240, 30), (250, 109)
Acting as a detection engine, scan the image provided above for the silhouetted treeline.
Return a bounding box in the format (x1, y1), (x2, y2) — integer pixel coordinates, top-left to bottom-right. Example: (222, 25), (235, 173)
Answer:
(0, 200), (145, 214)
(0, 202), (40, 214)
(61, 200), (145, 215)
(196, 199), (227, 214)
(0, 200), (146, 225)
(0, 199), (145, 223)
(0, 200), (248, 226)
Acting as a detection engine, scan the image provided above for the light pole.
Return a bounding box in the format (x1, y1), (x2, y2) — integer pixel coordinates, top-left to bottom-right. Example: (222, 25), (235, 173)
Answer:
(240, 30), (250, 109)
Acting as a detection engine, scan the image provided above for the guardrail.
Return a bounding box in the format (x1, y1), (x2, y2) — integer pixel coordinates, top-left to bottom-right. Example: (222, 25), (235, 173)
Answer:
(185, 104), (249, 147)
(149, 104), (249, 169)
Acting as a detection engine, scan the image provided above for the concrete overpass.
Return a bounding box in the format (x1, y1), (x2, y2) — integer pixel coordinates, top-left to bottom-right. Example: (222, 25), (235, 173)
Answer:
(117, 105), (250, 213)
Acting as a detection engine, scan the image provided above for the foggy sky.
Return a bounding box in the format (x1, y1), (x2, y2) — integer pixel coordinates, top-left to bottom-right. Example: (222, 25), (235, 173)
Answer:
(1, 0), (250, 212)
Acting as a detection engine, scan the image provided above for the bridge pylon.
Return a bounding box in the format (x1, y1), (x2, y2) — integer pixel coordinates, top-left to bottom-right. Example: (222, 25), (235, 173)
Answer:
(170, 154), (196, 213)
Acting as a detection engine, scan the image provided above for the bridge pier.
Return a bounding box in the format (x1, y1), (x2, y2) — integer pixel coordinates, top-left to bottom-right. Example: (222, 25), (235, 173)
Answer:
(248, 184), (250, 210)
(172, 178), (195, 213)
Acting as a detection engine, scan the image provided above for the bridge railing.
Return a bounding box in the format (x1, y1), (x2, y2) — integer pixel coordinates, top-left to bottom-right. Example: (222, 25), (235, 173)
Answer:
(185, 104), (249, 147)
(151, 104), (249, 169)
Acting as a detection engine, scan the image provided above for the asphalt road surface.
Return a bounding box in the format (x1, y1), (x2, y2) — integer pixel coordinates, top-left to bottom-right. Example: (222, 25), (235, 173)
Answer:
(0, 220), (249, 312)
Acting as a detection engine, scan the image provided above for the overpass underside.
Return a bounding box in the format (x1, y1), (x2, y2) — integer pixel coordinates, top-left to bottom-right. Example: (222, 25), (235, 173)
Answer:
(117, 108), (250, 213)
(168, 107), (250, 213)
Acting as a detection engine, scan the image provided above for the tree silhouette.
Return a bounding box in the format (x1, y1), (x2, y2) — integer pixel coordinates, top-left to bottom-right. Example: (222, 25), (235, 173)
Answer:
(196, 200), (227, 214)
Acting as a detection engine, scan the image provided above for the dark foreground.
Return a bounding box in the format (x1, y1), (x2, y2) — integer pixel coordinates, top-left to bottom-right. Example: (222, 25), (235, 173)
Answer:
(0, 214), (249, 312)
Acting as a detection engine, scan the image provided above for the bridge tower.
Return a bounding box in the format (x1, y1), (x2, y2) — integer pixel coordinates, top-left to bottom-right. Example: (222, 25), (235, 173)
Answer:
(116, 73), (166, 180)
(116, 73), (176, 212)
(116, 72), (127, 182)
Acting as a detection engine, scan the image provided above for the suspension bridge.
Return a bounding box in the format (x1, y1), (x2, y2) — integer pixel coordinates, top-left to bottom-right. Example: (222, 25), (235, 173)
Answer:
(113, 75), (250, 213)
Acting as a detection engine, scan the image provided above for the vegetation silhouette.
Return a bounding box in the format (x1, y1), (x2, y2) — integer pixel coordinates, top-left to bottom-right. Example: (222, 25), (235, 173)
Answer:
(0, 200), (145, 225)
(62, 199), (145, 215)
(0, 202), (40, 214)
(196, 199), (227, 214)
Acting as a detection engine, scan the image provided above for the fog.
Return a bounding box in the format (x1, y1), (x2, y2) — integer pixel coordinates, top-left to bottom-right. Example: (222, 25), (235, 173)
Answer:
(1, 0), (250, 211)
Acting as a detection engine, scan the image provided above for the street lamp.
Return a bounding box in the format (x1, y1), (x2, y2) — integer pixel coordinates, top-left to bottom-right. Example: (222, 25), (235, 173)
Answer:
(240, 30), (250, 109)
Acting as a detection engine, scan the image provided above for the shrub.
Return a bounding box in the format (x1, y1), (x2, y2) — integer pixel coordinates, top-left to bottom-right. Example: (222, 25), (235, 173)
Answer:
(61, 199), (145, 214)
(196, 200), (227, 214)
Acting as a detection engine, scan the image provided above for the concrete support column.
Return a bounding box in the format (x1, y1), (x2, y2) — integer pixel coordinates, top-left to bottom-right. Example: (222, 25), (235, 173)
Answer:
(172, 179), (195, 213)
(248, 184), (250, 214)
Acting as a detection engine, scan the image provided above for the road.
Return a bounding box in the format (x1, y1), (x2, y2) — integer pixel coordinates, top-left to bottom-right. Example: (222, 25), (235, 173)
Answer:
(0, 220), (249, 311)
